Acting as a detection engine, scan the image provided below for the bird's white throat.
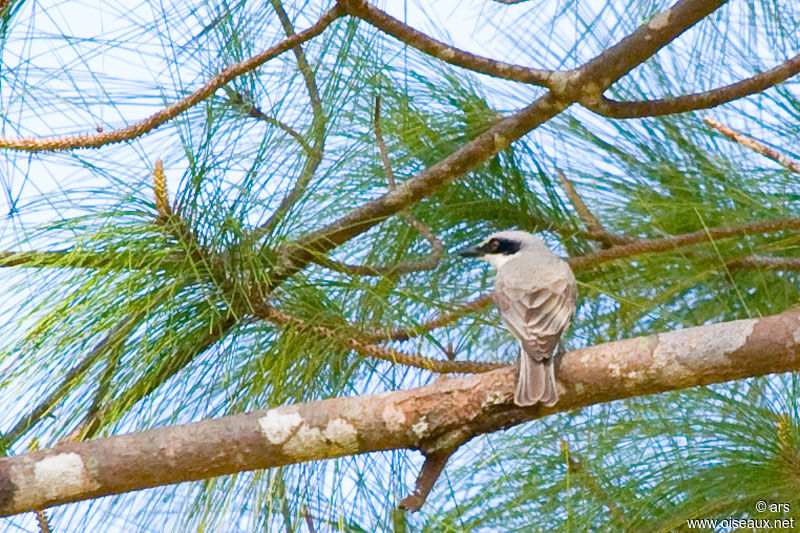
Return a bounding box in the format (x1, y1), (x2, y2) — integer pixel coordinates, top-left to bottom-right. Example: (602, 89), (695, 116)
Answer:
(483, 253), (517, 269)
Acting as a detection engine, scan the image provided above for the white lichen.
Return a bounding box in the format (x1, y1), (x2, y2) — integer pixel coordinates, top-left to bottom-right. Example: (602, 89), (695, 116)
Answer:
(648, 10), (672, 31)
(411, 417), (429, 439)
(258, 410), (303, 445)
(324, 418), (359, 453)
(34, 452), (98, 502)
(281, 418), (359, 461)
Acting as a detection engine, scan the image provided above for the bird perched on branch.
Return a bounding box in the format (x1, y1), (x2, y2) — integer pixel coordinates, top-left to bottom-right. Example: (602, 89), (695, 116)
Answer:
(458, 231), (576, 406)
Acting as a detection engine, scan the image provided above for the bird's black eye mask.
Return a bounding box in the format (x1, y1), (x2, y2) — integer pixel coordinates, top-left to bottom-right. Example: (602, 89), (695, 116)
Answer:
(479, 238), (520, 255)
(456, 237), (521, 257)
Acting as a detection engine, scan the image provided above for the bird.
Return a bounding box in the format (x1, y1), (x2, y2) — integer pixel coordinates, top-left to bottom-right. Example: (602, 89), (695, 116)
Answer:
(457, 230), (576, 407)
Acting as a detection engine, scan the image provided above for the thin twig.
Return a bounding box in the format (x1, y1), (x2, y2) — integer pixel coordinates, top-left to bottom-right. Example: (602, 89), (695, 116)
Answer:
(566, 216), (800, 271)
(223, 87), (312, 154)
(303, 508), (316, 533)
(726, 255), (800, 271)
(555, 169), (632, 247)
(251, 0), (328, 242)
(256, 304), (503, 374)
(705, 117), (800, 174)
(584, 53), (800, 118)
(34, 509), (51, 533)
(0, 7), (343, 152)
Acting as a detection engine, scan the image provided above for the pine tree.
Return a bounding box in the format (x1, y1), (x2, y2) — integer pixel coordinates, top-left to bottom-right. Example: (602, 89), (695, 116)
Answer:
(1, 0), (799, 531)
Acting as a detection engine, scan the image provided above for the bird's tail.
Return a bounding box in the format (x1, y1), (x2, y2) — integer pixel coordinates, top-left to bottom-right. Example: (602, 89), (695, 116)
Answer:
(514, 347), (558, 407)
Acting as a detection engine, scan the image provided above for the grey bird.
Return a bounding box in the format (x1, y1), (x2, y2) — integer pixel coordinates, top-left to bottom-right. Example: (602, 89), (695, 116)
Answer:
(458, 231), (577, 406)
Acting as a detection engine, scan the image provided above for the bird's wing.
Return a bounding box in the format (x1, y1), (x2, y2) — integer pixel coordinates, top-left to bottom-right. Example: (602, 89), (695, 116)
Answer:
(494, 276), (576, 361)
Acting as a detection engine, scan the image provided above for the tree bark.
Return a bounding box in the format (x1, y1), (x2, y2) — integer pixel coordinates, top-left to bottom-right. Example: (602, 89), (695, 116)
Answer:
(2, 308), (799, 516)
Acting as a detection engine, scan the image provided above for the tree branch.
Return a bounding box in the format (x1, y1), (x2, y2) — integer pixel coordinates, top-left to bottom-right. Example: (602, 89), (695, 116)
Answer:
(3, 307), (800, 516)
(268, 0), (731, 288)
(583, 54), (800, 118)
(335, 0), (559, 87)
(0, 7), (343, 152)
(726, 255), (800, 272)
(570, 0), (728, 100)
(255, 304), (503, 374)
(566, 216), (800, 271)
(555, 169), (632, 247)
(398, 445), (460, 511)
(704, 117), (800, 174)
(223, 88), (312, 154)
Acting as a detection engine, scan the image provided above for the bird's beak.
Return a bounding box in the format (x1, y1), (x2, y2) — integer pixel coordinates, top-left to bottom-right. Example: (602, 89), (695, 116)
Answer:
(455, 244), (481, 257)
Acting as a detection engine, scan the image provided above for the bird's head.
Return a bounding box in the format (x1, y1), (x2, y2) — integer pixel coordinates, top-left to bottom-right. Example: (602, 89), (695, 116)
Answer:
(456, 230), (543, 269)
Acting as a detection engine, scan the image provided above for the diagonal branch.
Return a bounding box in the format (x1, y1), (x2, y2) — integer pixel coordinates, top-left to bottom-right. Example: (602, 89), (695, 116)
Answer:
(583, 53), (800, 118)
(3, 307), (800, 516)
(555, 169), (632, 247)
(0, 7), (343, 152)
(223, 87), (312, 154)
(704, 117), (800, 174)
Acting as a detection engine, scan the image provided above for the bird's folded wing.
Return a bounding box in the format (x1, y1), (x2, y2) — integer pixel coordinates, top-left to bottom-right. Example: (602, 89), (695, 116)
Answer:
(494, 277), (576, 361)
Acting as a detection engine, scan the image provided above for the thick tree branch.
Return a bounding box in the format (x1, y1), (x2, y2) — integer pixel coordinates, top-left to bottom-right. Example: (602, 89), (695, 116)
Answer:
(3, 307), (800, 516)
(269, 0), (730, 287)
(0, 7), (343, 152)
(584, 54), (800, 118)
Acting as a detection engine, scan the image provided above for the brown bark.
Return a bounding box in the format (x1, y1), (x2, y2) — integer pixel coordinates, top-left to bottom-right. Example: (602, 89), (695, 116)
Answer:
(2, 308), (799, 517)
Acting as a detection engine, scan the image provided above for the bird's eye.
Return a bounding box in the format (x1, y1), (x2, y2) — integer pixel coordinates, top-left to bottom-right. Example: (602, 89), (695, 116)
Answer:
(488, 239), (499, 251)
